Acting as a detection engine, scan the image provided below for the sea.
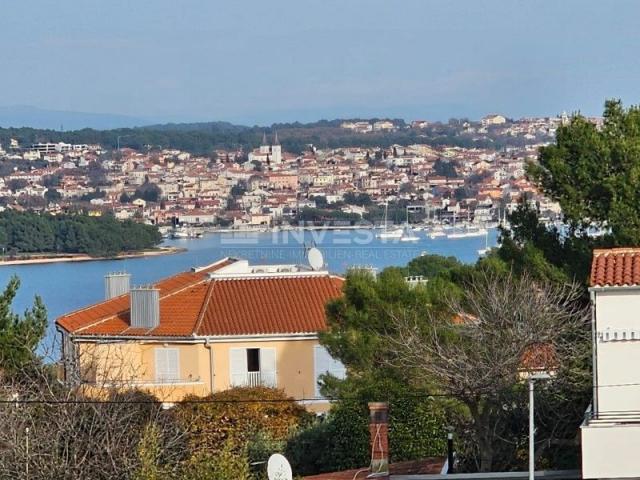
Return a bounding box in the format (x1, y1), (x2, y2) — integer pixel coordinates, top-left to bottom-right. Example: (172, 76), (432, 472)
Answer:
(0, 228), (499, 346)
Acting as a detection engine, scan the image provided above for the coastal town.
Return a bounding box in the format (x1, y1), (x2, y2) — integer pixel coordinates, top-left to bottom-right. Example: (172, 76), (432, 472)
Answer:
(3, 0), (640, 477)
(0, 113), (581, 237)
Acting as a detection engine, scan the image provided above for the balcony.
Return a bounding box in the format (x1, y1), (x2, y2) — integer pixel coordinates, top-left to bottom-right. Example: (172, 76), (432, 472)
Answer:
(232, 371), (276, 388)
(247, 371), (262, 387)
(581, 405), (640, 478)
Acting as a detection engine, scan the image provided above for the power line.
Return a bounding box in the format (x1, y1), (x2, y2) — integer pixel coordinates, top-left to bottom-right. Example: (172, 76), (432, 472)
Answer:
(0, 393), (457, 405)
(2, 377), (637, 405)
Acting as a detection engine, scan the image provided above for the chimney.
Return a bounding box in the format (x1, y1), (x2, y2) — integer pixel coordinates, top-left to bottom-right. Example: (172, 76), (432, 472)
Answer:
(130, 287), (160, 329)
(104, 272), (131, 300)
(368, 402), (390, 478)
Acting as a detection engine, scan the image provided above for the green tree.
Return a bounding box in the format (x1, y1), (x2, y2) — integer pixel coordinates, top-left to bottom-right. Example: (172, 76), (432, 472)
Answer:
(0, 211), (161, 256)
(321, 258), (589, 472)
(433, 158), (458, 177)
(287, 376), (452, 477)
(134, 182), (162, 203)
(0, 276), (47, 375)
(528, 100), (640, 245)
(44, 188), (62, 203)
(501, 100), (640, 285)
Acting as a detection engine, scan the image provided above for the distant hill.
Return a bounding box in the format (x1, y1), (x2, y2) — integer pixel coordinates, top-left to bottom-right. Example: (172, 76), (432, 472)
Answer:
(0, 116), (520, 156)
(0, 105), (151, 130)
(143, 121), (249, 133)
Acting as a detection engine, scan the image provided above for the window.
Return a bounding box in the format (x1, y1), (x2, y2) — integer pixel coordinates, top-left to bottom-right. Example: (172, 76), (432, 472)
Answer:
(314, 345), (346, 397)
(229, 347), (277, 388)
(155, 348), (180, 383)
(247, 348), (260, 372)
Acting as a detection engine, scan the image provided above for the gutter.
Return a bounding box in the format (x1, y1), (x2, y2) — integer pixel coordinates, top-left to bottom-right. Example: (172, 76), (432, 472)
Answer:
(588, 285), (640, 292)
(68, 333), (319, 343)
(590, 289), (598, 415)
(205, 338), (215, 394)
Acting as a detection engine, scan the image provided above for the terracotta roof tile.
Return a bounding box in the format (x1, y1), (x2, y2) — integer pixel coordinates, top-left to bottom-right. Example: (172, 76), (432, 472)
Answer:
(197, 276), (344, 336)
(56, 259), (233, 335)
(56, 260), (345, 338)
(520, 342), (558, 372)
(590, 248), (640, 287)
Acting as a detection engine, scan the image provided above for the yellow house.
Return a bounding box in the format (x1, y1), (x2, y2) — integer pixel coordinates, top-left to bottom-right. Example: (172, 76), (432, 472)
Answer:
(56, 257), (346, 411)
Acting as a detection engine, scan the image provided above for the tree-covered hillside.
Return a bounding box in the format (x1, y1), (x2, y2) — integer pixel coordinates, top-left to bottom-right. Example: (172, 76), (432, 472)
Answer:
(0, 211), (161, 257)
(0, 117), (527, 156)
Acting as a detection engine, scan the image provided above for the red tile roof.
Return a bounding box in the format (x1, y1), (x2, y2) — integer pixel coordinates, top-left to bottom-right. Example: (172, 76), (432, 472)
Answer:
(196, 276), (344, 336)
(56, 258), (233, 335)
(590, 248), (640, 287)
(520, 342), (557, 372)
(56, 260), (344, 338)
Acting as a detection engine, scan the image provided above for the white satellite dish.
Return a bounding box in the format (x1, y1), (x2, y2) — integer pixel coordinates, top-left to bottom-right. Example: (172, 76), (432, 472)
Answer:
(307, 247), (324, 271)
(267, 453), (293, 480)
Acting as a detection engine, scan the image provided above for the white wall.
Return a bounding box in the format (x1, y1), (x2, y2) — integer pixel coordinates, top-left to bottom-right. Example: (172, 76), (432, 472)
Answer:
(582, 423), (640, 478)
(594, 289), (640, 413)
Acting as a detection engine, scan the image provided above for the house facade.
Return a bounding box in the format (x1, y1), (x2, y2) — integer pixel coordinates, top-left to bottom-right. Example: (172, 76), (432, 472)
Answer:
(582, 248), (640, 478)
(56, 257), (346, 411)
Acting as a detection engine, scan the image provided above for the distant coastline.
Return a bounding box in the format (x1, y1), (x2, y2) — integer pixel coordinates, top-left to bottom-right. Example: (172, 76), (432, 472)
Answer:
(0, 246), (184, 266)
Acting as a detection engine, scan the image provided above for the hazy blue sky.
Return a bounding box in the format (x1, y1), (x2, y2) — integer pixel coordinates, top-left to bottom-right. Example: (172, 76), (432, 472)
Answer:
(1, 0), (640, 125)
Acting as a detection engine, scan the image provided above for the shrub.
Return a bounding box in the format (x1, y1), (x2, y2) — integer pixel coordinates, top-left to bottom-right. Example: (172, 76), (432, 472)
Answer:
(174, 387), (312, 458)
(286, 379), (453, 477)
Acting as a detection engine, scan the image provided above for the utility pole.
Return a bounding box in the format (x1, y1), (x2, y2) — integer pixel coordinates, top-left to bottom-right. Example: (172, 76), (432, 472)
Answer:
(25, 426), (29, 480)
(529, 372), (551, 480)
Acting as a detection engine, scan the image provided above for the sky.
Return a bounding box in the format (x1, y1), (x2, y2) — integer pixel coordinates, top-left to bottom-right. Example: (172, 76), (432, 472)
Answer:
(1, 0), (640, 126)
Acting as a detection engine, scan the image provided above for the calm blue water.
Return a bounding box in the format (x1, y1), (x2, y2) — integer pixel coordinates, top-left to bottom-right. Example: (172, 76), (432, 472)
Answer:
(0, 228), (498, 344)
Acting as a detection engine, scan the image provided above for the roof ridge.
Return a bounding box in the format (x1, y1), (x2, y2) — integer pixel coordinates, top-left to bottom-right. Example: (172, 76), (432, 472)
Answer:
(593, 247), (640, 255)
(193, 279), (217, 335)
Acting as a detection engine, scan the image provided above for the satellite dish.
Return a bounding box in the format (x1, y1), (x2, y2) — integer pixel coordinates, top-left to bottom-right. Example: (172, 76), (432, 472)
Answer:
(307, 247), (324, 271)
(267, 454), (293, 480)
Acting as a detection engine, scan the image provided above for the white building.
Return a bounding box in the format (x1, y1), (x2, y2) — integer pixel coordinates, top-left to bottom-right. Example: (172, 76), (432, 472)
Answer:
(248, 132), (282, 165)
(481, 114), (507, 126)
(373, 120), (395, 131)
(582, 248), (640, 479)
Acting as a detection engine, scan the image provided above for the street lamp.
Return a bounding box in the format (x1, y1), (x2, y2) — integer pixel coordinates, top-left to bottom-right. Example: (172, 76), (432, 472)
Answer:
(528, 372), (551, 480)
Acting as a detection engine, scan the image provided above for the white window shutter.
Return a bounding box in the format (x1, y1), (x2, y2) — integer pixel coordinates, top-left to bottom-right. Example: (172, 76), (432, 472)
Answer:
(166, 349), (180, 381)
(155, 348), (180, 383)
(314, 345), (346, 397)
(229, 348), (248, 387)
(259, 348), (277, 388)
(155, 349), (167, 383)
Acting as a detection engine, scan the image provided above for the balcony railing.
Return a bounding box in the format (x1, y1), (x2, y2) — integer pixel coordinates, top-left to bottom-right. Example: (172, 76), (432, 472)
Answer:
(247, 371), (262, 387)
(232, 371), (276, 388)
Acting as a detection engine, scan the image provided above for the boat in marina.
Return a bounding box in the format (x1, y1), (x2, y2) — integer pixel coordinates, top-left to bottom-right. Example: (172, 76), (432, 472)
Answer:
(428, 226), (446, 239)
(171, 226), (203, 239)
(399, 209), (419, 242)
(447, 223), (488, 239)
(477, 229), (490, 256)
(171, 227), (190, 239)
(376, 202), (403, 239)
(400, 225), (419, 242)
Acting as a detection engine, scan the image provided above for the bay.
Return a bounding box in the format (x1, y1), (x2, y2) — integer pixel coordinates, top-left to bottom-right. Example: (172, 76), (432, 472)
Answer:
(0, 228), (499, 344)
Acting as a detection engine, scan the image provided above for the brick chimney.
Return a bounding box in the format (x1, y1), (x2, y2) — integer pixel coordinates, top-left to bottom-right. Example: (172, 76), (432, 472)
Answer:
(368, 402), (390, 478)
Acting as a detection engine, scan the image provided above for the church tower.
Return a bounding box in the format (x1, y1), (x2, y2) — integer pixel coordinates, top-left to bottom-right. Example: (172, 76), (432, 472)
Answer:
(270, 131), (282, 164)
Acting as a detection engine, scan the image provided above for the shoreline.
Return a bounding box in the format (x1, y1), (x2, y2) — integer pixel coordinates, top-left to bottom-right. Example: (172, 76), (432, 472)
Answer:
(0, 246), (185, 266)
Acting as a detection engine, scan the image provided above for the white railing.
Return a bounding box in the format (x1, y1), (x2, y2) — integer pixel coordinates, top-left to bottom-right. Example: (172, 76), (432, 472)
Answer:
(231, 372), (277, 388)
(247, 371), (262, 387)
